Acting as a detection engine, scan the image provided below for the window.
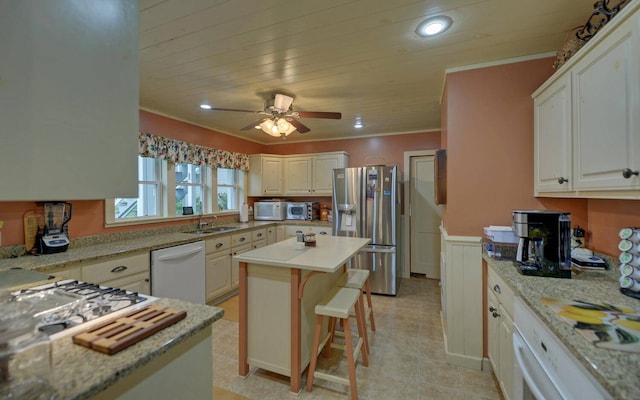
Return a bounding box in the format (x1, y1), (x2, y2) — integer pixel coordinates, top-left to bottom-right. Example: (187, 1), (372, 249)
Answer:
(114, 156), (162, 219)
(217, 168), (243, 211)
(106, 158), (245, 226)
(175, 163), (206, 215)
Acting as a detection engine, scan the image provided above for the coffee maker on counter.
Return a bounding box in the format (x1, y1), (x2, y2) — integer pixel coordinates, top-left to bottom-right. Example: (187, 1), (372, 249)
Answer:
(512, 210), (572, 278)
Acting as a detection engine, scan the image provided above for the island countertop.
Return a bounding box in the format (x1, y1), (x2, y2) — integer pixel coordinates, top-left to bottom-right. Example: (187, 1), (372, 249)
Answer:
(485, 255), (640, 400)
(233, 236), (371, 272)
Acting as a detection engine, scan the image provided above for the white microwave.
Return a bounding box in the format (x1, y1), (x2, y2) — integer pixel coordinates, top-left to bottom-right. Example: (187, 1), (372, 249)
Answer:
(253, 200), (287, 221)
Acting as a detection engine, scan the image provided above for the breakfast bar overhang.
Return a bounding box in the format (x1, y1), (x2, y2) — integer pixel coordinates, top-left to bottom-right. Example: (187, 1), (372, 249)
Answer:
(233, 236), (371, 393)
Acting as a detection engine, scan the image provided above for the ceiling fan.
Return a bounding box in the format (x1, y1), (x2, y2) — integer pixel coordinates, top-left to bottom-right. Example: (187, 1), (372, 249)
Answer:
(203, 93), (341, 137)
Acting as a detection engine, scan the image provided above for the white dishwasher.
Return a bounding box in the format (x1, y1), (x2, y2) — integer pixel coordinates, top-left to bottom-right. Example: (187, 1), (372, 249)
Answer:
(151, 241), (206, 304)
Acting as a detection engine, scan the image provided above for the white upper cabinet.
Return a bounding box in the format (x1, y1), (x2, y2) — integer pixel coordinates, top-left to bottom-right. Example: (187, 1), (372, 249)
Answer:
(251, 152), (348, 197)
(533, 2), (640, 198)
(284, 157), (313, 195)
(248, 155), (284, 196)
(572, 12), (640, 191)
(283, 152), (348, 196)
(0, 1), (139, 200)
(312, 153), (348, 195)
(534, 75), (572, 193)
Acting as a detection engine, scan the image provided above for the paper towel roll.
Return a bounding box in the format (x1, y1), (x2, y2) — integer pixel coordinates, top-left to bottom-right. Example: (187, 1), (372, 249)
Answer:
(239, 203), (249, 223)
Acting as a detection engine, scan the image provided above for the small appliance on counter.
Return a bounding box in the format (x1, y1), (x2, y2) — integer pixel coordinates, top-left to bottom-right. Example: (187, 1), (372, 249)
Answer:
(36, 202), (73, 254)
(512, 210), (572, 278)
(253, 199), (287, 221)
(286, 202), (319, 220)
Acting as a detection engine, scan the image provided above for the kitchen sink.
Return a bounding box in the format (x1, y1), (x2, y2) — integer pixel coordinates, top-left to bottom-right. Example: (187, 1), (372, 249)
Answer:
(188, 226), (239, 235)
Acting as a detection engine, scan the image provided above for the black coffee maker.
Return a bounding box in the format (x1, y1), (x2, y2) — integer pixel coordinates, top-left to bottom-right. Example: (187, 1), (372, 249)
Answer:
(512, 210), (572, 278)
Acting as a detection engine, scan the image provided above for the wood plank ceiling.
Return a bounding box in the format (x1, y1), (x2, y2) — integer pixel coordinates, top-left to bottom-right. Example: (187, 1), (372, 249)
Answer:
(139, 0), (596, 144)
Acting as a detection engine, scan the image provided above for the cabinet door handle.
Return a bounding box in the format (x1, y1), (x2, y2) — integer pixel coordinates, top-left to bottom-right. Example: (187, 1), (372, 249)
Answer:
(144, 278), (150, 283)
(557, 177), (568, 184)
(622, 168), (639, 179)
(493, 284), (501, 294)
(489, 306), (497, 313)
(111, 265), (128, 273)
(239, 237), (246, 242)
(492, 311), (500, 318)
(256, 233), (263, 237)
(319, 231), (327, 235)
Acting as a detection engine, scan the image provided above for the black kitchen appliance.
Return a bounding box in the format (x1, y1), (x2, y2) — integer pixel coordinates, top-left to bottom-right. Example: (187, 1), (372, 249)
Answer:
(36, 202), (72, 254)
(512, 210), (572, 278)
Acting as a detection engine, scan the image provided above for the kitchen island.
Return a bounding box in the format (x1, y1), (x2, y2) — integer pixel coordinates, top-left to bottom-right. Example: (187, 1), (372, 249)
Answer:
(43, 298), (222, 400)
(485, 255), (640, 400)
(233, 236), (371, 394)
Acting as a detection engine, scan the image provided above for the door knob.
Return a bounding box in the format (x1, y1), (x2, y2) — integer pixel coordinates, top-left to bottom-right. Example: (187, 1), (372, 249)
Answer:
(622, 168), (639, 179)
(557, 177), (568, 184)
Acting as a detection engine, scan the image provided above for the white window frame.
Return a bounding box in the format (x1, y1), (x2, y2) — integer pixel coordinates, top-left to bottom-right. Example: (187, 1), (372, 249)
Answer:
(105, 159), (245, 227)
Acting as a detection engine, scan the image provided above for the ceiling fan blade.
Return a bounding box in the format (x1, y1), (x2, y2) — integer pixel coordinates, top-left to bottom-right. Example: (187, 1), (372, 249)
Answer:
(240, 118), (268, 131)
(286, 118), (311, 133)
(208, 107), (263, 114)
(296, 111), (342, 119)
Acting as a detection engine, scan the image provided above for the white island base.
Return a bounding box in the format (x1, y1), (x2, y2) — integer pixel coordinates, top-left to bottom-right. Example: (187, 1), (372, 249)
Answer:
(235, 236), (371, 393)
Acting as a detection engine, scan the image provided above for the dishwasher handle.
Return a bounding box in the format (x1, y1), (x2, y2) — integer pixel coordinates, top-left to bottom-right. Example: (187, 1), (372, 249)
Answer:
(156, 245), (204, 261)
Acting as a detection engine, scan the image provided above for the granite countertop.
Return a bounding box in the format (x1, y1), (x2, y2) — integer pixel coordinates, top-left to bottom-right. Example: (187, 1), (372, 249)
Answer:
(0, 220), (332, 274)
(485, 255), (640, 399)
(49, 298), (223, 400)
(233, 236), (371, 272)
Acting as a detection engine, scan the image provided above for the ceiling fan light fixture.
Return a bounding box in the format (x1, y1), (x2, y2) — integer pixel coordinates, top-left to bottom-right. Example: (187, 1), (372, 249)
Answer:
(415, 15), (452, 37)
(199, 103), (212, 110)
(259, 118), (296, 137)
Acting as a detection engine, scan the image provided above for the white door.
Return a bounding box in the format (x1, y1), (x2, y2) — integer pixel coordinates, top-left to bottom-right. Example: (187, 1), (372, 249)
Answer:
(410, 156), (441, 278)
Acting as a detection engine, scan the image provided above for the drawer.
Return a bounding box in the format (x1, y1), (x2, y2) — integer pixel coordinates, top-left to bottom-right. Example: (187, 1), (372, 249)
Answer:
(82, 252), (149, 284)
(285, 225), (307, 237)
(252, 239), (267, 249)
(232, 243), (252, 255)
(205, 235), (231, 254)
(252, 228), (266, 242)
(232, 232), (251, 247)
(487, 268), (515, 317)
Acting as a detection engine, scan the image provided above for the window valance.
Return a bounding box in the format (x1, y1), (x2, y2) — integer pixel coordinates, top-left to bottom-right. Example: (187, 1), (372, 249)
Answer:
(138, 132), (249, 171)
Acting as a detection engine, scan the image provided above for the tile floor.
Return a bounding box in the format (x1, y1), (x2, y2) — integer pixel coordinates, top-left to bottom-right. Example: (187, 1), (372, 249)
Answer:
(211, 277), (502, 400)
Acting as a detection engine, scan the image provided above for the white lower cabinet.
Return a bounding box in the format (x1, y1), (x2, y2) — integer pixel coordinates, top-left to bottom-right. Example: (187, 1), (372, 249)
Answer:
(266, 226), (277, 244)
(205, 250), (232, 302)
(82, 252), (150, 295)
(486, 267), (514, 400)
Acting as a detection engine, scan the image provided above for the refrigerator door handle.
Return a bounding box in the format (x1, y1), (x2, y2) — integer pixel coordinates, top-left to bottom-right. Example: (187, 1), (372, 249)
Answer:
(359, 246), (395, 253)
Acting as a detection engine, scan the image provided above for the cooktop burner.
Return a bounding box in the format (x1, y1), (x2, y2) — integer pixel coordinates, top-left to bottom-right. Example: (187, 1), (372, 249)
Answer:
(14, 279), (156, 339)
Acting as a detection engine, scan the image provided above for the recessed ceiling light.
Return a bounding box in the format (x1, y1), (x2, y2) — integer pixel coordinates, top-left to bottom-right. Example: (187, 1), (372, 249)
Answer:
(199, 104), (212, 110)
(415, 15), (452, 37)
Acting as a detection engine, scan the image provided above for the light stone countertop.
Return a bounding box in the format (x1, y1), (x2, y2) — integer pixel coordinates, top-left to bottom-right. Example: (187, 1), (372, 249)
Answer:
(233, 236), (371, 272)
(0, 220), (332, 274)
(49, 298), (223, 400)
(485, 255), (640, 400)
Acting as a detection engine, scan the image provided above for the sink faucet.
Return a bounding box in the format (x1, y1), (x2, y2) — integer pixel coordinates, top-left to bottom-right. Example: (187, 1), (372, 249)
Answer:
(198, 214), (217, 229)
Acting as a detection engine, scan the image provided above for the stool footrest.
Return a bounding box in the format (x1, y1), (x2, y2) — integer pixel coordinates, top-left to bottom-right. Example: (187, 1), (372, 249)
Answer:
(313, 371), (350, 387)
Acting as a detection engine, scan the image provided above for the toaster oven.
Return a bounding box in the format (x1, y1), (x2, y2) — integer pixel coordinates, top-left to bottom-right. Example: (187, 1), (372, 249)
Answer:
(253, 200), (287, 221)
(286, 202), (319, 220)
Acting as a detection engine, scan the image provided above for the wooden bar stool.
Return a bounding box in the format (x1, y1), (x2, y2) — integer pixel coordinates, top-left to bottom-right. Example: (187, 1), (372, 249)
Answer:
(306, 287), (369, 400)
(337, 269), (376, 353)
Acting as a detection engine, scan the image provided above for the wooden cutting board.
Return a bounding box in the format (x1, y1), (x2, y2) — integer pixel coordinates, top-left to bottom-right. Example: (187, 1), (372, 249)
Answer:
(73, 305), (186, 355)
(24, 209), (44, 252)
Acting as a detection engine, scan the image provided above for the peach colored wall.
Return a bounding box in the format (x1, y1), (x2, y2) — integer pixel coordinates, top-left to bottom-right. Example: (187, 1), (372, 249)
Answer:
(441, 58), (640, 256)
(0, 112), (439, 247)
(588, 199), (640, 256)
(265, 132), (441, 175)
(139, 110), (265, 154)
(442, 58), (588, 237)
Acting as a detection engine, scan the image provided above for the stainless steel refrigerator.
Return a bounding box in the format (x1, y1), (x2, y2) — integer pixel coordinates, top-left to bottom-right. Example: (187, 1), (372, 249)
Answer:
(332, 166), (399, 295)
